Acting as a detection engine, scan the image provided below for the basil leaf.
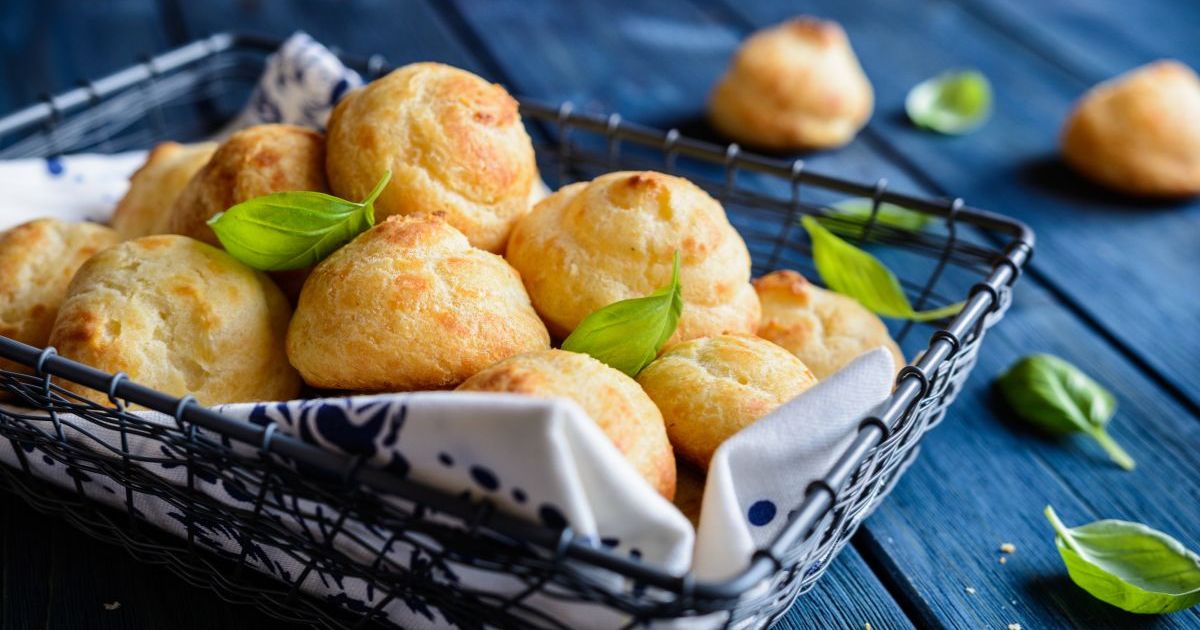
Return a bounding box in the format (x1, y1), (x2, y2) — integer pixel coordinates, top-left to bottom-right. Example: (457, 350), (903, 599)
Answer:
(1044, 506), (1200, 614)
(208, 170), (391, 271)
(906, 70), (992, 135)
(801, 215), (962, 322)
(998, 354), (1134, 470)
(561, 251), (683, 377)
(825, 198), (931, 233)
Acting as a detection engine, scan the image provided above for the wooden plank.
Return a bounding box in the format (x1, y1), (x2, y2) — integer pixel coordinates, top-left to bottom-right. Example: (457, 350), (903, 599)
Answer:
(441, 1), (1200, 628)
(713, 0), (1200, 409)
(776, 545), (915, 630)
(0, 0), (168, 116)
(168, 0), (481, 73)
(948, 0), (1200, 82)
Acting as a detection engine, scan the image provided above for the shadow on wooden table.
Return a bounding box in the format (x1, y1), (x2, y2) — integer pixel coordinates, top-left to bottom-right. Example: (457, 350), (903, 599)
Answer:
(1022, 574), (1175, 629)
(1019, 155), (1195, 212)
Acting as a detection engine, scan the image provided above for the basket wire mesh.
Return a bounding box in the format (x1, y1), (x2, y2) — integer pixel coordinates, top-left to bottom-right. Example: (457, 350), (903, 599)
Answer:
(0, 33), (1032, 629)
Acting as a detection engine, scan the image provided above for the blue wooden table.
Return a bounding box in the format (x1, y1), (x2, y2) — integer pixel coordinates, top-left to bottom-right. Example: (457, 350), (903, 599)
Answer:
(2, 1), (1199, 628)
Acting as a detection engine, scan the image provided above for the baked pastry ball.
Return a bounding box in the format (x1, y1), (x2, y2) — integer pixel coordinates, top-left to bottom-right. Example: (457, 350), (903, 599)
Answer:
(708, 17), (873, 151)
(754, 270), (904, 379)
(287, 214), (549, 391)
(326, 62), (538, 252)
(1061, 60), (1200, 197)
(110, 141), (217, 239)
(0, 219), (118, 373)
(458, 349), (675, 499)
(47, 235), (300, 406)
(166, 124), (328, 246)
(506, 171), (760, 343)
(637, 335), (817, 469)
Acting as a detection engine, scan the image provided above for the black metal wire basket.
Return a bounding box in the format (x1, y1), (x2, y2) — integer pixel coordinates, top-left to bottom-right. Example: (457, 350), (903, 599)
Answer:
(0, 34), (1033, 629)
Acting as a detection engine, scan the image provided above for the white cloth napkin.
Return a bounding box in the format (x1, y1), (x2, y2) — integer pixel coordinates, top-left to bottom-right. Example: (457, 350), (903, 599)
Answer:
(0, 33), (897, 628)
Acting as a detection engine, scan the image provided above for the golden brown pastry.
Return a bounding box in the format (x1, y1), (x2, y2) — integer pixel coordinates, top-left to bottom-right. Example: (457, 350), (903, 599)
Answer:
(458, 349), (675, 500)
(1061, 60), (1200, 197)
(325, 63), (538, 252)
(754, 270), (903, 379)
(47, 235), (300, 406)
(0, 219), (119, 374)
(165, 124), (328, 246)
(506, 171), (760, 343)
(110, 141), (217, 239)
(708, 17), (873, 151)
(637, 334), (817, 469)
(287, 214), (549, 391)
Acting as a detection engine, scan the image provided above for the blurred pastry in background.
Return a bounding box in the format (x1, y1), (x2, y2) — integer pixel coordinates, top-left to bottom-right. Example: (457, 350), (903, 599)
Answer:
(48, 235), (300, 406)
(166, 124), (329, 245)
(506, 170), (760, 343)
(325, 62), (538, 253)
(708, 17), (873, 151)
(638, 334), (817, 469)
(0, 219), (118, 373)
(287, 214), (549, 392)
(1061, 60), (1200, 197)
(754, 270), (904, 379)
(458, 349), (676, 500)
(110, 141), (217, 240)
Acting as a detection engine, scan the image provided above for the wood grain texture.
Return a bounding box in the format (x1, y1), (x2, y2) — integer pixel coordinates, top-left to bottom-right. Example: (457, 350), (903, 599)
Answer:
(1, 1), (1198, 629)
(948, 0), (1200, 83)
(716, 0), (1200, 410)
(444, 2), (1200, 628)
(0, 0), (169, 116)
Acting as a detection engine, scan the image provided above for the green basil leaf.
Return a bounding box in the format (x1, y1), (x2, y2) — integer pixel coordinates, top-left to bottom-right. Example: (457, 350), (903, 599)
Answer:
(906, 70), (992, 135)
(208, 170), (391, 271)
(823, 198), (931, 234)
(1045, 506), (1200, 614)
(561, 251), (683, 377)
(998, 354), (1134, 470)
(801, 215), (962, 322)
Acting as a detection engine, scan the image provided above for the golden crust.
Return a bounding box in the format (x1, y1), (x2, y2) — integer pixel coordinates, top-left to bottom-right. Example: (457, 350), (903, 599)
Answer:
(637, 334), (817, 469)
(111, 141), (217, 239)
(754, 270), (903, 379)
(505, 171), (760, 343)
(165, 124), (328, 246)
(0, 219), (119, 374)
(325, 63), (538, 253)
(286, 214), (550, 391)
(708, 17), (873, 150)
(457, 349), (675, 500)
(46, 235), (300, 406)
(1061, 60), (1200, 197)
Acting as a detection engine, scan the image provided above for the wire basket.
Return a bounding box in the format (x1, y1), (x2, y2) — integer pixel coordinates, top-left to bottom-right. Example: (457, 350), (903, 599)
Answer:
(0, 34), (1033, 629)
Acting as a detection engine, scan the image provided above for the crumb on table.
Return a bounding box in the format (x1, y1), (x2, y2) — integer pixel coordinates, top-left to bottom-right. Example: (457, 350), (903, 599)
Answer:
(1000, 542), (1016, 554)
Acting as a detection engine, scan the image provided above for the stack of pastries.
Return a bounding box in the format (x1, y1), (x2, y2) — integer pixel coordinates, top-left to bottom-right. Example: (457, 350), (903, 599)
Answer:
(0, 61), (905, 502)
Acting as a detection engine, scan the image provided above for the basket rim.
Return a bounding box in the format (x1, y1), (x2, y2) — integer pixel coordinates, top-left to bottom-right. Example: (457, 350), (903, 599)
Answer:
(0, 32), (1035, 604)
